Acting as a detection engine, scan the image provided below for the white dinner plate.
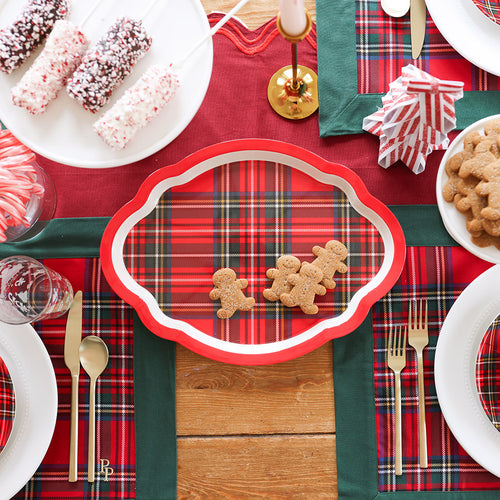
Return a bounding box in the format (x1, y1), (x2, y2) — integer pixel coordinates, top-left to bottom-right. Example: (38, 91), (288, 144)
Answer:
(0, 322), (57, 499)
(426, 0), (500, 76)
(0, 0), (212, 168)
(435, 114), (500, 265)
(435, 264), (500, 478)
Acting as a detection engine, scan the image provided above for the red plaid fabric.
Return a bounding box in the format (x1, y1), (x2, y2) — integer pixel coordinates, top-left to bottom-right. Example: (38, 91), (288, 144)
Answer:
(472, 0), (500, 24)
(356, 0), (500, 93)
(123, 159), (384, 345)
(477, 316), (500, 430)
(0, 356), (14, 453)
(12, 258), (135, 499)
(373, 246), (498, 491)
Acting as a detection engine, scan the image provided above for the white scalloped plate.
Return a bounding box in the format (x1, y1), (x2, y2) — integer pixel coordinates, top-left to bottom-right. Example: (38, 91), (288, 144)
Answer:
(427, 0), (500, 76)
(0, 0), (212, 167)
(435, 264), (500, 477)
(0, 322), (57, 498)
(436, 114), (500, 265)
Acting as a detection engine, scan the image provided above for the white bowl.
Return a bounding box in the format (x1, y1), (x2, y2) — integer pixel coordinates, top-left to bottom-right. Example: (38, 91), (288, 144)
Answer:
(436, 114), (500, 264)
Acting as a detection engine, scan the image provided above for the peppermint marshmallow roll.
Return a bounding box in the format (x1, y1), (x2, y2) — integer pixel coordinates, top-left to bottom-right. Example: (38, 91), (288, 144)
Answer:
(66, 17), (152, 113)
(11, 20), (89, 115)
(93, 64), (179, 150)
(0, 0), (70, 74)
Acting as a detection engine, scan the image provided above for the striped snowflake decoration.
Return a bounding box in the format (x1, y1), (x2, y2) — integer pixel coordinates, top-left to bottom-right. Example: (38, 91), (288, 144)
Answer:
(363, 64), (464, 174)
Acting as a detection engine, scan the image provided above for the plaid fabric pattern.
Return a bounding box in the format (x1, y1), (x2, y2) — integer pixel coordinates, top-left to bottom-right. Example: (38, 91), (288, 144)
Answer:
(356, 0), (500, 94)
(12, 257), (136, 499)
(0, 356), (14, 453)
(473, 0), (500, 24)
(477, 316), (500, 430)
(373, 246), (499, 491)
(124, 159), (384, 344)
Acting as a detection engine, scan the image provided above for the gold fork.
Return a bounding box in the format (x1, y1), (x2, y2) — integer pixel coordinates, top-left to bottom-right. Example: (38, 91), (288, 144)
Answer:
(387, 324), (407, 476)
(408, 299), (429, 468)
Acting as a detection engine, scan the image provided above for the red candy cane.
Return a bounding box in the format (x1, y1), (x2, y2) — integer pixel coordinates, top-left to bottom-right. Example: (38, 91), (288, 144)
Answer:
(0, 130), (44, 241)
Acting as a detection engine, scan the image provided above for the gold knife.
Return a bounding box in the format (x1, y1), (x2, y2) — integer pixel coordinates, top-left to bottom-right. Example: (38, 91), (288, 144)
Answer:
(411, 0), (427, 59)
(64, 290), (83, 483)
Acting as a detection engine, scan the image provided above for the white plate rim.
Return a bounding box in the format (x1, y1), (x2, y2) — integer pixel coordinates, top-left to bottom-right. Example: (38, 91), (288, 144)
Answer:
(435, 114), (500, 264)
(0, 0), (213, 168)
(435, 264), (500, 477)
(0, 322), (57, 499)
(426, 0), (500, 76)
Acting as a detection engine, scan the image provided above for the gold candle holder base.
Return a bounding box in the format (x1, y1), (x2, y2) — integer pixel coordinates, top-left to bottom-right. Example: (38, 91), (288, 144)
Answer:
(267, 64), (318, 120)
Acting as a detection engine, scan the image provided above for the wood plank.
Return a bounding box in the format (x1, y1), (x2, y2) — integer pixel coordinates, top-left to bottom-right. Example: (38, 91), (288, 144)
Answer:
(177, 434), (337, 499)
(201, 0), (317, 30)
(176, 342), (335, 436)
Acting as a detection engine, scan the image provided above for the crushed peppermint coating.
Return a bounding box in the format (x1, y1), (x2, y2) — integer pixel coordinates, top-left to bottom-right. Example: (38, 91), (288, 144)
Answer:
(66, 17), (152, 113)
(0, 0), (70, 74)
(11, 20), (89, 115)
(93, 64), (179, 150)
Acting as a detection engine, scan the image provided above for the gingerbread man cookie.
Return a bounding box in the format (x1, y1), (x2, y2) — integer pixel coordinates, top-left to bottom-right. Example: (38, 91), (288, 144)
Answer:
(476, 160), (500, 221)
(459, 150), (496, 180)
(280, 263), (326, 315)
(209, 268), (255, 319)
(455, 176), (487, 233)
(484, 119), (500, 138)
(310, 240), (348, 289)
(442, 153), (465, 202)
(263, 255), (301, 302)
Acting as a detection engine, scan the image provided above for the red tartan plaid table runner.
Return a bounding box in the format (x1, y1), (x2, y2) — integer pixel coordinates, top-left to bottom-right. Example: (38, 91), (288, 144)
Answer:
(0, 357), (14, 454)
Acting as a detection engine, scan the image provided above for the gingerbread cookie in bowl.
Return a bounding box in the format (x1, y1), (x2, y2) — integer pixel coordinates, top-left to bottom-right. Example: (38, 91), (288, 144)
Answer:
(476, 160), (500, 221)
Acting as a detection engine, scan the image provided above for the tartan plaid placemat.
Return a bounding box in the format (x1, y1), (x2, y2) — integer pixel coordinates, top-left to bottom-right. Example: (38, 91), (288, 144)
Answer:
(317, 0), (500, 136)
(0, 356), (14, 454)
(0, 218), (176, 500)
(123, 158), (384, 345)
(333, 205), (500, 498)
(477, 316), (500, 430)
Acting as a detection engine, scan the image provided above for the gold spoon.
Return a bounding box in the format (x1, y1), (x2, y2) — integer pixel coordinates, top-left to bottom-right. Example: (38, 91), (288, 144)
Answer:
(79, 335), (109, 482)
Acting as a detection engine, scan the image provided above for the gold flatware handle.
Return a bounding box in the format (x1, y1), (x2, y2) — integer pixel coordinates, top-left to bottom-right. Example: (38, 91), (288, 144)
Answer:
(88, 377), (96, 482)
(69, 373), (79, 482)
(416, 352), (428, 467)
(395, 372), (403, 475)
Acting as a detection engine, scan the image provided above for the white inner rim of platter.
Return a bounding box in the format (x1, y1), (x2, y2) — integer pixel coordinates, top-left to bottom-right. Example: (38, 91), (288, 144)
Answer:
(435, 264), (500, 478)
(110, 150), (397, 354)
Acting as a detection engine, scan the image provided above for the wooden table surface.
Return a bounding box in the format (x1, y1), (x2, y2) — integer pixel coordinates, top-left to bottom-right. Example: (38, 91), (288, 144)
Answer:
(177, 2), (334, 499)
